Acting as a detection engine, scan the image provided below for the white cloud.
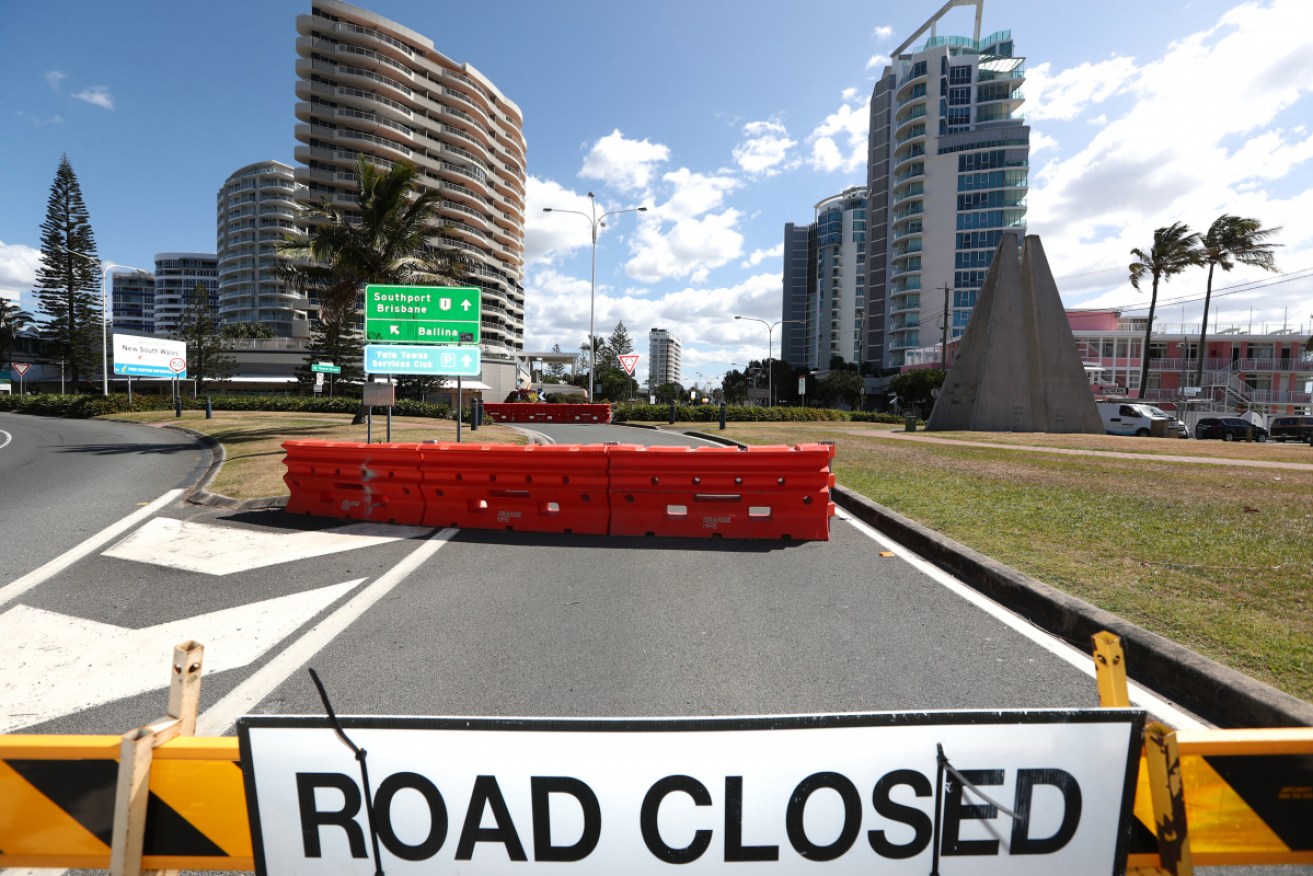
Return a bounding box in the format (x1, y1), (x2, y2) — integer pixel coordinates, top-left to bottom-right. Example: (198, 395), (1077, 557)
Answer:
(1029, 0), (1313, 325)
(807, 98), (869, 174)
(72, 85), (114, 110)
(865, 54), (892, 71)
(625, 209), (744, 284)
(659, 168), (741, 220)
(741, 244), (783, 269)
(0, 241), (43, 313)
(872, 25), (893, 41)
(44, 70), (67, 92)
(579, 129), (669, 193)
(525, 176), (598, 266)
(1023, 57), (1138, 122)
(1030, 130), (1060, 155)
(731, 119), (797, 176)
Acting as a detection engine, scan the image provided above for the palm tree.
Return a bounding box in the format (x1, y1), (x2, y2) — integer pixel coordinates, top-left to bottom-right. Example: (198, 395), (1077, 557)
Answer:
(1128, 222), (1202, 400)
(277, 156), (469, 334)
(1, 299), (36, 371)
(1193, 215), (1281, 388)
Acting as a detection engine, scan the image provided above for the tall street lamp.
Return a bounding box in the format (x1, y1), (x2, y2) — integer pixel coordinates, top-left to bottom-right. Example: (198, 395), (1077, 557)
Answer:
(542, 193), (647, 401)
(734, 315), (802, 405)
(65, 248), (149, 396)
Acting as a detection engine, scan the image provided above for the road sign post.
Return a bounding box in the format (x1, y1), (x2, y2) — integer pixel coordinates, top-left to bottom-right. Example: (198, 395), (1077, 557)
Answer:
(365, 285), (481, 345)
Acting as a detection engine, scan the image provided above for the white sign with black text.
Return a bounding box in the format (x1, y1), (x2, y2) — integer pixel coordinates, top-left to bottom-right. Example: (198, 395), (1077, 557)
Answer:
(239, 710), (1142, 875)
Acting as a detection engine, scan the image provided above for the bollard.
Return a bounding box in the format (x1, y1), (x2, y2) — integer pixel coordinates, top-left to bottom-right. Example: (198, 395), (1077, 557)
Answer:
(719, 401), (727, 430)
(175, 397), (182, 418)
(904, 414), (917, 432)
(668, 400), (676, 424)
(471, 398), (479, 432)
(205, 396), (213, 420)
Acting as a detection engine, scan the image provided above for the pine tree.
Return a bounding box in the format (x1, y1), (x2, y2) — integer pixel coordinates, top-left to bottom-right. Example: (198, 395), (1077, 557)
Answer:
(295, 319), (363, 391)
(34, 155), (102, 392)
(175, 282), (236, 388)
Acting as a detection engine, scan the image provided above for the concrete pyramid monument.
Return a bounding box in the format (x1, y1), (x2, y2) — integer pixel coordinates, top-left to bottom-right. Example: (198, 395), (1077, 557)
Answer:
(926, 234), (1103, 433)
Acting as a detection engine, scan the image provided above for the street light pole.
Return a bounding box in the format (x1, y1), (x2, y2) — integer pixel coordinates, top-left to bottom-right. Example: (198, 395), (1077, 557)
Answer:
(542, 194), (647, 402)
(65, 248), (148, 396)
(734, 315), (803, 405)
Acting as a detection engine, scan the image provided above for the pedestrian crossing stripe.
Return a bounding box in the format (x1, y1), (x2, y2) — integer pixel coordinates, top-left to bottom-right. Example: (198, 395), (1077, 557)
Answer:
(0, 735), (252, 869)
(1125, 728), (1313, 868)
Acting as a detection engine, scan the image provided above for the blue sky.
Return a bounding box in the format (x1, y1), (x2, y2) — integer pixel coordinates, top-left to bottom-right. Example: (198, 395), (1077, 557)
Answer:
(2, 0), (1311, 388)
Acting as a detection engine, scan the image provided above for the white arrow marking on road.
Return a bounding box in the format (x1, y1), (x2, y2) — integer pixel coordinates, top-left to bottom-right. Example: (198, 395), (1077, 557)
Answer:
(103, 517), (431, 575)
(0, 578), (365, 733)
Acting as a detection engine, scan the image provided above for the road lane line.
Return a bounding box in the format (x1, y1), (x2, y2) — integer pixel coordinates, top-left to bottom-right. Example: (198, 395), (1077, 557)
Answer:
(836, 510), (1206, 730)
(196, 528), (456, 735)
(0, 428), (11, 450)
(0, 488), (185, 610)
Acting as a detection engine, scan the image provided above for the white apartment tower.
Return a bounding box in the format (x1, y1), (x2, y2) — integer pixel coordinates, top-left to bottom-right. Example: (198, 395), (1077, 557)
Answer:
(216, 161), (309, 337)
(866, 0), (1028, 369)
(293, 0), (528, 396)
(648, 328), (682, 389)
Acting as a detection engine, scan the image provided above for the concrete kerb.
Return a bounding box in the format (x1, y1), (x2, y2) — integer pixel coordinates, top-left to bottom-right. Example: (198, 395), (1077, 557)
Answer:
(683, 429), (1313, 729)
(163, 424), (288, 511)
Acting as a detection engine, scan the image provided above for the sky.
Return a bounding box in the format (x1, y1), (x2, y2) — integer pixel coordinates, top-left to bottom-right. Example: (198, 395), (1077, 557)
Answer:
(2, 0), (1311, 389)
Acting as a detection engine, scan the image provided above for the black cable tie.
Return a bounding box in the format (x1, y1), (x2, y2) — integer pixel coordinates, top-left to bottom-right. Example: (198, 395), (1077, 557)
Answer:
(931, 743), (945, 876)
(310, 667), (385, 876)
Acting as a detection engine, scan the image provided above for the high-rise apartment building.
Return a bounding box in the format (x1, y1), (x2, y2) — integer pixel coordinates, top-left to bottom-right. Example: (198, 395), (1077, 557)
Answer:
(780, 222), (815, 369)
(293, 0), (527, 396)
(216, 161), (309, 337)
(865, 0), (1027, 369)
(111, 270), (156, 335)
(648, 328), (682, 388)
(153, 253), (218, 336)
(781, 188), (869, 371)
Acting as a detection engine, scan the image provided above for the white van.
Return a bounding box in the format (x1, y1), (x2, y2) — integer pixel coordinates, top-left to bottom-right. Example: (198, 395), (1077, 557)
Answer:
(1097, 401), (1171, 437)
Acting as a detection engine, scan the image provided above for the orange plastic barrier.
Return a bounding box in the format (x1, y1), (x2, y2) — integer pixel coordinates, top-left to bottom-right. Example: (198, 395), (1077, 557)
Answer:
(418, 443), (613, 534)
(607, 444), (836, 540)
(283, 441), (835, 541)
(283, 441), (425, 525)
(483, 403), (612, 424)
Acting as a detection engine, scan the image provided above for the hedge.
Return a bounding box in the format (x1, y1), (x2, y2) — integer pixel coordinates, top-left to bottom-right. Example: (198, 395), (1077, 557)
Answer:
(610, 402), (910, 425)
(0, 393), (450, 420)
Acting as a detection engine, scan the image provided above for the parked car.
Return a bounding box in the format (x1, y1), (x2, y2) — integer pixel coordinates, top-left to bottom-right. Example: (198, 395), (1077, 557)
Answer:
(1268, 415), (1313, 444)
(1195, 417), (1268, 442)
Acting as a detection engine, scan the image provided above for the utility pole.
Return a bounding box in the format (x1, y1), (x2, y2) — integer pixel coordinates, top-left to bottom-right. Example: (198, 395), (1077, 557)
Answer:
(941, 283), (950, 369)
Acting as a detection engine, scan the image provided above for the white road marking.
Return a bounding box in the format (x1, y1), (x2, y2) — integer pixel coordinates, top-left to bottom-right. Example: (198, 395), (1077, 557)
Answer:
(0, 489), (184, 610)
(196, 528), (456, 735)
(0, 579), (366, 733)
(836, 510), (1206, 730)
(103, 517), (433, 575)
(0, 428), (12, 450)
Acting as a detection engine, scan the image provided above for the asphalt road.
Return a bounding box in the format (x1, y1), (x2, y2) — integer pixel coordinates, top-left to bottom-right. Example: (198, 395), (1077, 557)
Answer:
(0, 411), (206, 576)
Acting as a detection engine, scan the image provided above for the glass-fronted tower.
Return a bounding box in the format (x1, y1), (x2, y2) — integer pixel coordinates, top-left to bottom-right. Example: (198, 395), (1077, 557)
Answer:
(153, 253), (218, 337)
(648, 328), (682, 388)
(866, 0), (1028, 368)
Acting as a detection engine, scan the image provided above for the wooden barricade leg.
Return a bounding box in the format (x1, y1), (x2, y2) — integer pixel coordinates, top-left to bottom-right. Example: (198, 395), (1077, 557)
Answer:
(1093, 630), (1131, 708)
(1143, 722), (1193, 876)
(110, 641), (204, 876)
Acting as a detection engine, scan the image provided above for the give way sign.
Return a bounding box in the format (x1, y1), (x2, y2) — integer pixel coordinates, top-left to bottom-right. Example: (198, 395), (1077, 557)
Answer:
(618, 354), (639, 376)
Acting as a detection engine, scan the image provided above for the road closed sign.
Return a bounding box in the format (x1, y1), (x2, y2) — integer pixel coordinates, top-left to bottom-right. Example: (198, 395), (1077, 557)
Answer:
(239, 709), (1142, 875)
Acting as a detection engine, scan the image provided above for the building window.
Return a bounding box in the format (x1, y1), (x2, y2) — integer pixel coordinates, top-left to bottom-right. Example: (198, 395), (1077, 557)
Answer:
(949, 65), (972, 85)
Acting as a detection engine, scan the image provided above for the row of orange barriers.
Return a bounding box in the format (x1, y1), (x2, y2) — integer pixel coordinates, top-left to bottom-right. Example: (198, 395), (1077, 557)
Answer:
(283, 441), (836, 540)
(482, 402), (612, 424)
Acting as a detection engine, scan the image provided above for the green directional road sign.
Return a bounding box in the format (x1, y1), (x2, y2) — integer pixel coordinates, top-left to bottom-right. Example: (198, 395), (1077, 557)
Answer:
(365, 285), (481, 345)
(310, 362), (341, 374)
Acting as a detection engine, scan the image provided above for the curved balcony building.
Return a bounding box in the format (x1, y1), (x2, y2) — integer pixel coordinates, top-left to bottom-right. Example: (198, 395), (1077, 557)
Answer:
(866, 0), (1028, 368)
(216, 161), (309, 337)
(293, 0), (527, 395)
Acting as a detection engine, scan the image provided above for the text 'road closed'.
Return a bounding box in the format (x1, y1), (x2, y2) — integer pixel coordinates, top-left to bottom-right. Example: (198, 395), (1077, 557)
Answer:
(239, 710), (1143, 875)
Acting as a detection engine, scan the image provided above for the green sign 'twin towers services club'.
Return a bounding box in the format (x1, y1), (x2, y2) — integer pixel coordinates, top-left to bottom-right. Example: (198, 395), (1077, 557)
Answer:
(364, 285), (481, 344)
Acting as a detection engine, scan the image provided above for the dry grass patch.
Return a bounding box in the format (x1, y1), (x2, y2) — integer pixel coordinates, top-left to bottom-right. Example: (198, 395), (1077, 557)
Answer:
(109, 410), (526, 500)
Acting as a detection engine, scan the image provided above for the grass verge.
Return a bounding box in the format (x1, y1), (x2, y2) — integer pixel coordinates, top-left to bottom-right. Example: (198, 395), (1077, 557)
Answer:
(711, 422), (1312, 703)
